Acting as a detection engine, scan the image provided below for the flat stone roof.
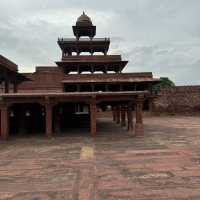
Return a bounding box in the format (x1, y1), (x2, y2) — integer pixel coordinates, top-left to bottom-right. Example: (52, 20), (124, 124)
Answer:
(0, 91), (150, 104)
(0, 55), (18, 72)
(0, 91), (149, 98)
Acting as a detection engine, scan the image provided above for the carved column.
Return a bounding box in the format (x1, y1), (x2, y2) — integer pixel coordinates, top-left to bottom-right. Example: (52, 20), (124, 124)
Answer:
(135, 96), (144, 136)
(91, 66), (94, 74)
(90, 99), (96, 137)
(77, 85), (80, 92)
(4, 81), (9, 93)
(18, 108), (26, 135)
(91, 84), (95, 92)
(112, 106), (117, 122)
(105, 84), (109, 92)
(77, 66), (80, 74)
(54, 106), (61, 134)
(0, 105), (9, 140)
(116, 106), (120, 124)
(127, 103), (133, 132)
(13, 83), (18, 93)
(121, 106), (126, 127)
(120, 84), (123, 91)
(45, 103), (53, 138)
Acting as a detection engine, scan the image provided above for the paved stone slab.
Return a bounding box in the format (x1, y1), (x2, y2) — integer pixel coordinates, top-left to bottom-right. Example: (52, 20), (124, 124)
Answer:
(0, 116), (200, 199)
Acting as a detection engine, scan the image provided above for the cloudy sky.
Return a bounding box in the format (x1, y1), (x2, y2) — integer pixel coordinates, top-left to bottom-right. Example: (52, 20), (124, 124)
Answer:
(0, 0), (200, 85)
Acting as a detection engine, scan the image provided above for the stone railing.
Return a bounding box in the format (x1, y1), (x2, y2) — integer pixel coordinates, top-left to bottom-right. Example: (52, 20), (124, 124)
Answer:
(58, 38), (110, 42)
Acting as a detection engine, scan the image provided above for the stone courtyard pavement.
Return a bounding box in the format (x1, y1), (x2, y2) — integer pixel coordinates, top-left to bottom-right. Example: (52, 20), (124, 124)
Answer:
(0, 116), (200, 200)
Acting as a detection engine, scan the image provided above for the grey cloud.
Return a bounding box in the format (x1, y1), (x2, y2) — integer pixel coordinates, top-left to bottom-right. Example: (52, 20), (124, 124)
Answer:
(0, 0), (200, 85)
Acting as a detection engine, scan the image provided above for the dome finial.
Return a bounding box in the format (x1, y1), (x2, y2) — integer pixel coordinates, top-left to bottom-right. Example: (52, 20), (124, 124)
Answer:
(73, 12), (96, 38)
(76, 11), (93, 26)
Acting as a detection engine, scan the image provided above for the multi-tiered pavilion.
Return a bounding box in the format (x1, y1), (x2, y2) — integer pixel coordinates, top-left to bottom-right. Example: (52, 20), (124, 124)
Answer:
(0, 12), (159, 140)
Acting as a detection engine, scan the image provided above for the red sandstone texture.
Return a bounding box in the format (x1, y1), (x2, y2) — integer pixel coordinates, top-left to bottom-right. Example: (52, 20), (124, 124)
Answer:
(18, 67), (64, 93)
(153, 86), (200, 114)
(0, 116), (200, 199)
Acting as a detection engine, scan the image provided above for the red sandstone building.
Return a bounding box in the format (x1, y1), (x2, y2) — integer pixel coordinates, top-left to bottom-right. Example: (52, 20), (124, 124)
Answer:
(0, 12), (159, 140)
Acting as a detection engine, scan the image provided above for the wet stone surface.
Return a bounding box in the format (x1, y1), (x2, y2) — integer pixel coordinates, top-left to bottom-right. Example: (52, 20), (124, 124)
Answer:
(0, 116), (200, 199)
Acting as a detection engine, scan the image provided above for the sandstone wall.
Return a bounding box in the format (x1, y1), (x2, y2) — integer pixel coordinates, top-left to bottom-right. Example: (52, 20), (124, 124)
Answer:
(0, 66), (65, 93)
(153, 86), (200, 114)
(18, 67), (64, 93)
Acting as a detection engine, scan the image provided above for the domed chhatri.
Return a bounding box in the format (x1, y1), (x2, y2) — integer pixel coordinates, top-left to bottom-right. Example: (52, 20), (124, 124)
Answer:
(76, 11), (93, 26)
(73, 11), (96, 39)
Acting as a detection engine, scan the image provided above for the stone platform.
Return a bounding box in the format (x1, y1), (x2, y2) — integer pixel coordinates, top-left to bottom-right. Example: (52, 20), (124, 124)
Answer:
(0, 116), (200, 200)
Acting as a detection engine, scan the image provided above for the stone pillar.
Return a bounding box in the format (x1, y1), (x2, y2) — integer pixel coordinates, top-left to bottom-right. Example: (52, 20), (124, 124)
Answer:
(77, 66), (80, 74)
(127, 104), (133, 132)
(54, 107), (61, 134)
(120, 85), (123, 91)
(121, 106), (126, 127)
(91, 84), (95, 92)
(90, 99), (96, 137)
(135, 97), (144, 136)
(105, 84), (109, 92)
(112, 106), (117, 122)
(0, 105), (9, 140)
(116, 106), (120, 124)
(4, 81), (9, 93)
(18, 109), (26, 135)
(45, 103), (53, 138)
(62, 52), (65, 59)
(13, 83), (18, 93)
(77, 85), (80, 92)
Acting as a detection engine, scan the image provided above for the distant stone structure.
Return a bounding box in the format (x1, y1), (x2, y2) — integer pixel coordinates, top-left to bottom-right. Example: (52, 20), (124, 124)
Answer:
(153, 86), (200, 114)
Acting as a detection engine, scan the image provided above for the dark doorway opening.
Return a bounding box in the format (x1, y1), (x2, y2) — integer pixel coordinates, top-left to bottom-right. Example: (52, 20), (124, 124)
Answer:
(9, 103), (45, 137)
(53, 103), (90, 135)
(143, 99), (149, 111)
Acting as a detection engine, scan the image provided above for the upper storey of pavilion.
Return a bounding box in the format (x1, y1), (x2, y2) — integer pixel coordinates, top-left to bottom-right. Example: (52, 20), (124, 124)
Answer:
(58, 12), (110, 56)
(57, 38), (110, 56)
(57, 12), (128, 74)
(56, 55), (128, 74)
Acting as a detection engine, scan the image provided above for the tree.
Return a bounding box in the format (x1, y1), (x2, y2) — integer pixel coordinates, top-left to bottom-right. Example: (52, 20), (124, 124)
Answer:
(153, 77), (175, 93)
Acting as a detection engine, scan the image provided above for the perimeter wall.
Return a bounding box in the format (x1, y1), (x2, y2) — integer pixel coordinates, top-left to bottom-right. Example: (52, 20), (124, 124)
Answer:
(153, 85), (200, 114)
